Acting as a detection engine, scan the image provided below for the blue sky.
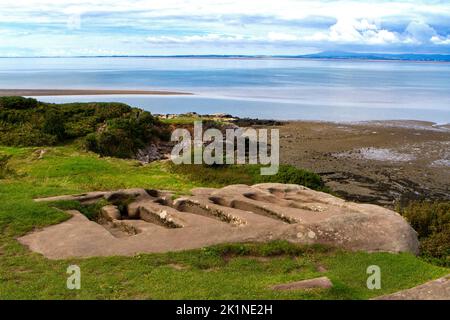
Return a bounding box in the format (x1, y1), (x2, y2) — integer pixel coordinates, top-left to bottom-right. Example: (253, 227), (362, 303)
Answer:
(1, 0), (450, 56)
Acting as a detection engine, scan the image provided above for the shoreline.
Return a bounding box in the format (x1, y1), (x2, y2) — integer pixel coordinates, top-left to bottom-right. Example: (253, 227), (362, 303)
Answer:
(157, 112), (450, 130)
(0, 89), (192, 97)
(277, 121), (450, 207)
(25, 94), (450, 125)
(1, 56), (450, 64)
(289, 119), (450, 131)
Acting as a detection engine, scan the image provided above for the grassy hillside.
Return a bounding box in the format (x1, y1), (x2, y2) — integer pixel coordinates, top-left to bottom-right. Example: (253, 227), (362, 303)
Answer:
(0, 145), (447, 299)
(0, 97), (169, 158)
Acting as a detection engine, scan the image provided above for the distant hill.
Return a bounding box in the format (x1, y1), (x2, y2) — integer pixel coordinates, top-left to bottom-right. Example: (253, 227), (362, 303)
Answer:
(6, 52), (450, 62)
(88, 52), (450, 62)
(290, 51), (450, 62)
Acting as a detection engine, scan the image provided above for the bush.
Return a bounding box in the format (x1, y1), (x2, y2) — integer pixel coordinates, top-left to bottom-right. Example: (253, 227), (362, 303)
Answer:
(84, 110), (169, 158)
(86, 129), (137, 159)
(168, 162), (254, 186)
(399, 201), (450, 266)
(0, 97), (169, 157)
(420, 229), (450, 266)
(0, 127), (57, 146)
(400, 201), (450, 237)
(0, 96), (38, 110)
(42, 111), (66, 141)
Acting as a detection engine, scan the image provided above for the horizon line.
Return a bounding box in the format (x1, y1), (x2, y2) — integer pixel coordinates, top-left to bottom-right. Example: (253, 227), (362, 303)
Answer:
(1, 53), (450, 63)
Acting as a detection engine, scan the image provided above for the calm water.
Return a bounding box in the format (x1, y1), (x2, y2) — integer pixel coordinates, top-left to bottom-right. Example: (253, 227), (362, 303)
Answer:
(1, 57), (449, 123)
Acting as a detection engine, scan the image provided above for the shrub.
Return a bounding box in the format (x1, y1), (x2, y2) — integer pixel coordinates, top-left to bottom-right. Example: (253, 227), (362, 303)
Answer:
(0, 96), (38, 110)
(42, 111), (66, 141)
(0, 97), (169, 157)
(84, 110), (169, 158)
(420, 229), (450, 266)
(399, 200), (450, 266)
(86, 129), (137, 159)
(400, 201), (450, 237)
(0, 127), (57, 146)
(92, 103), (131, 121)
(257, 164), (326, 191)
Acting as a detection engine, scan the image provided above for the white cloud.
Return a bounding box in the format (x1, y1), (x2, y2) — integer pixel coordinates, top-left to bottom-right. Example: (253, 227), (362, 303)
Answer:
(0, 0), (449, 19)
(1, 0), (450, 24)
(146, 32), (301, 45)
(304, 18), (450, 46)
(267, 32), (298, 42)
(305, 18), (399, 45)
(1, 1), (450, 56)
(431, 35), (450, 45)
(146, 34), (244, 44)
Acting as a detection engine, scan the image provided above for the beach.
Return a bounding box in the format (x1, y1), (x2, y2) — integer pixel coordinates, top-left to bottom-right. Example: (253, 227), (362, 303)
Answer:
(277, 120), (450, 207)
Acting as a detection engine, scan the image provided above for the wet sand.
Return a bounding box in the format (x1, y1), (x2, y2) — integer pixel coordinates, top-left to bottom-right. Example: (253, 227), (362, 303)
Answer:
(277, 120), (450, 207)
(0, 89), (192, 97)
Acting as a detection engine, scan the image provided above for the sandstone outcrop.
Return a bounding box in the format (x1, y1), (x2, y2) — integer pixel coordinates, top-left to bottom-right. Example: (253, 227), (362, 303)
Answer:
(19, 183), (419, 259)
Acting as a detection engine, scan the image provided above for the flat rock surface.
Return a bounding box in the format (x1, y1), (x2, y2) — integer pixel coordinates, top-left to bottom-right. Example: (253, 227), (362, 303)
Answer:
(373, 275), (450, 300)
(19, 183), (419, 259)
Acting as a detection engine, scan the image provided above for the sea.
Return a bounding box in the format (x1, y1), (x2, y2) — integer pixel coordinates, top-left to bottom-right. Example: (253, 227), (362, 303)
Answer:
(1, 57), (449, 123)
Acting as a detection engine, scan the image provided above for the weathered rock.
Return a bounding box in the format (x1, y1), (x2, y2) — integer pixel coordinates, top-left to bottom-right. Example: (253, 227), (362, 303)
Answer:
(24, 183), (419, 259)
(126, 201), (141, 219)
(136, 144), (164, 163)
(132, 200), (184, 228)
(34, 191), (108, 204)
(34, 149), (47, 159)
(271, 277), (333, 291)
(104, 188), (150, 203)
(101, 205), (121, 221)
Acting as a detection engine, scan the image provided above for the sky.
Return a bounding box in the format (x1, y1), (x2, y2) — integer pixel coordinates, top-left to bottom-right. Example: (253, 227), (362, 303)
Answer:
(1, 0), (450, 56)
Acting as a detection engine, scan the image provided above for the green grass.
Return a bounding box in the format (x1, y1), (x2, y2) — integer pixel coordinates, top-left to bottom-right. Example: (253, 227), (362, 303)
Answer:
(0, 145), (448, 299)
(167, 163), (329, 191)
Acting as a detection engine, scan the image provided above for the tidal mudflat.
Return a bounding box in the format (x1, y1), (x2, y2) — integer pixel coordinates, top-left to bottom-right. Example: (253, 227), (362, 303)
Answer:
(277, 120), (450, 207)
